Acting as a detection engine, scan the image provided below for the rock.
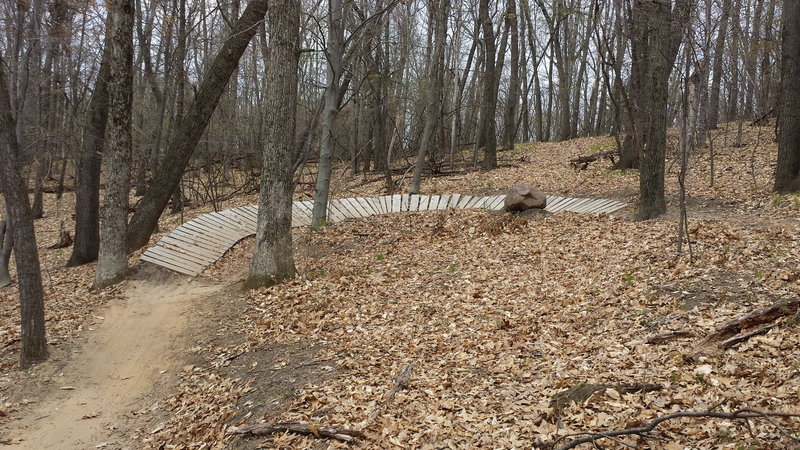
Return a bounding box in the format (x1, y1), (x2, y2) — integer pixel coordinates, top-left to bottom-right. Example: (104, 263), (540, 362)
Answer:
(504, 184), (546, 212)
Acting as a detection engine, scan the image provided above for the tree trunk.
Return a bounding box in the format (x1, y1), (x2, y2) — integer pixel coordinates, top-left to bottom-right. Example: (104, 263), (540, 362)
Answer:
(245, 0), (299, 289)
(411, 0), (449, 193)
(67, 12), (112, 267)
(707, 0), (731, 130)
(94, 0), (134, 289)
(0, 56), (48, 368)
(634, 0), (691, 220)
(311, 0), (344, 228)
(0, 221), (12, 288)
(479, 0), (498, 169)
(774, 0), (800, 193)
(126, 0), (269, 253)
(502, 0), (520, 150)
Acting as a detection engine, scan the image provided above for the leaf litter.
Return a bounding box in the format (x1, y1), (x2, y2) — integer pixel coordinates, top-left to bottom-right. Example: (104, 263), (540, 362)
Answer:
(0, 121), (799, 448)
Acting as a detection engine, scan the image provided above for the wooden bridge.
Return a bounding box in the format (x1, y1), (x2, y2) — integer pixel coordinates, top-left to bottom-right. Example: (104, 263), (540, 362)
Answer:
(140, 194), (627, 276)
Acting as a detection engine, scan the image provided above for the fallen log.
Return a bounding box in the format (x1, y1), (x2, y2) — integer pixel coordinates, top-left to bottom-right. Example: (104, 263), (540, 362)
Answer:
(692, 298), (799, 356)
(569, 150), (618, 170)
(231, 422), (365, 443)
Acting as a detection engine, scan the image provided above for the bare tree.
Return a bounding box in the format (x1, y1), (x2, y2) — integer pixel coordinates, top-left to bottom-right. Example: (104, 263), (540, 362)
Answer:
(245, 0), (300, 289)
(94, 0), (134, 289)
(0, 56), (48, 367)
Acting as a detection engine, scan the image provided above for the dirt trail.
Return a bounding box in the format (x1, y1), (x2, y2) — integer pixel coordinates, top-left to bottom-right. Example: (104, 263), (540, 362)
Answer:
(5, 277), (221, 449)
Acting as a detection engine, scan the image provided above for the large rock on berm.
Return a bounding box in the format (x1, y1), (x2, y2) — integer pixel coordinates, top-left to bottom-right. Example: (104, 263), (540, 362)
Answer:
(504, 184), (547, 212)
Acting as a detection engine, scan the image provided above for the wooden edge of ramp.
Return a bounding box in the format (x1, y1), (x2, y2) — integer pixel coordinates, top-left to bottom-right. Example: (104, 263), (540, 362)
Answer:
(140, 194), (628, 276)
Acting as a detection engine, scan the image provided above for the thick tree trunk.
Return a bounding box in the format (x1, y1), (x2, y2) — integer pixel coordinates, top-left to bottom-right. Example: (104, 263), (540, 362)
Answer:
(94, 0), (134, 289)
(244, 0), (299, 289)
(774, 0), (800, 193)
(67, 12), (112, 267)
(634, 0), (690, 220)
(311, 0), (344, 228)
(126, 0), (269, 253)
(0, 57), (48, 368)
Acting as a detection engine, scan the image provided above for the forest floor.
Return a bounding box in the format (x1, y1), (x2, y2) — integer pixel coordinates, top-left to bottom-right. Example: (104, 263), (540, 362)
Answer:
(0, 121), (799, 449)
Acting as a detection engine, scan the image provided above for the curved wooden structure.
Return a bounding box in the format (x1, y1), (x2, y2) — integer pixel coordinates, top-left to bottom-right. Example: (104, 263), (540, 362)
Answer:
(140, 194), (627, 276)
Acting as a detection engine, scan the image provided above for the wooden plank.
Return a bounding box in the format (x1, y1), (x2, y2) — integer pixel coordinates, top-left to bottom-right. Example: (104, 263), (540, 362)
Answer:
(602, 202), (627, 214)
(564, 198), (594, 213)
(364, 197), (382, 215)
(160, 234), (226, 257)
(417, 195), (431, 211)
(462, 195), (483, 209)
(180, 223), (237, 246)
(381, 195), (392, 214)
(201, 213), (247, 234)
(583, 199), (616, 214)
(426, 195), (440, 211)
(214, 211), (254, 231)
(147, 244), (213, 267)
(140, 250), (205, 275)
(337, 198), (359, 218)
(184, 219), (240, 240)
(486, 195), (506, 210)
(544, 196), (567, 212)
(548, 197), (578, 212)
(400, 194), (410, 211)
(455, 194), (473, 209)
(143, 246), (207, 272)
(391, 194), (402, 213)
(570, 198), (598, 213)
(354, 197), (378, 217)
(225, 209), (258, 229)
(408, 194), (420, 212)
(140, 253), (199, 276)
(334, 199), (358, 220)
(169, 228), (232, 251)
(447, 194), (461, 209)
(326, 200), (348, 222)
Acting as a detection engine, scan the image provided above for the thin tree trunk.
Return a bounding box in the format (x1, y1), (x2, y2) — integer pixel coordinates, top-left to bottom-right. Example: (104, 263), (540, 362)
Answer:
(312, 0), (344, 228)
(245, 0), (299, 289)
(707, 0), (731, 129)
(0, 56), (48, 367)
(502, 0), (520, 149)
(0, 221), (12, 288)
(479, 0), (498, 169)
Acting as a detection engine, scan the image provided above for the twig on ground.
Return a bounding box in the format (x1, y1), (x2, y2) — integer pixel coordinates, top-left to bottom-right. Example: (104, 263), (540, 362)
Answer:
(231, 422), (365, 443)
(548, 407), (800, 450)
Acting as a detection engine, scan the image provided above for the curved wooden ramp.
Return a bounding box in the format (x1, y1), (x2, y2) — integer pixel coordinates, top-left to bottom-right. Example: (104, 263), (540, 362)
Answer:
(140, 194), (627, 276)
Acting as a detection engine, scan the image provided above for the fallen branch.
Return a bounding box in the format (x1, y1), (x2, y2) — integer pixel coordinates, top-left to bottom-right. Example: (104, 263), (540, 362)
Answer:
(549, 407), (800, 450)
(645, 329), (695, 344)
(231, 422), (365, 443)
(363, 363), (414, 427)
(692, 298), (799, 355)
(550, 383), (662, 413)
(569, 150), (618, 170)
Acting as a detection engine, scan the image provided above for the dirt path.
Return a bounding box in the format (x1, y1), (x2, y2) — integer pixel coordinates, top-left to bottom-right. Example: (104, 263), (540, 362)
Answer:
(4, 277), (222, 449)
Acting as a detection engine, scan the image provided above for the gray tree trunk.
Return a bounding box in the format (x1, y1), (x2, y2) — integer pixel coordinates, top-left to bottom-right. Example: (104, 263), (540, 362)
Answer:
(0, 56), (48, 367)
(245, 0), (300, 289)
(411, 0), (449, 193)
(95, 0), (134, 289)
(634, 0), (691, 220)
(707, 0), (732, 130)
(311, 0), (344, 228)
(68, 11), (112, 267)
(478, 0), (498, 169)
(0, 221), (11, 288)
(774, 0), (800, 193)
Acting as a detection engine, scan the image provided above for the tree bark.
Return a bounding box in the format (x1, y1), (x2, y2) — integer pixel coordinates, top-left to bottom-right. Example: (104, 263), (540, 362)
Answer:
(633, 0), (691, 220)
(245, 0), (299, 289)
(411, 0), (449, 193)
(67, 11), (112, 267)
(0, 221), (12, 288)
(126, 0), (269, 253)
(0, 56), (48, 368)
(774, 0), (800, 193)
(311, 0), (345, 228)
(479, 0), (498, 169)
(94, 0), (134, 289)
(707, 0), (731, 130)
(502, 0), (520, 149)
